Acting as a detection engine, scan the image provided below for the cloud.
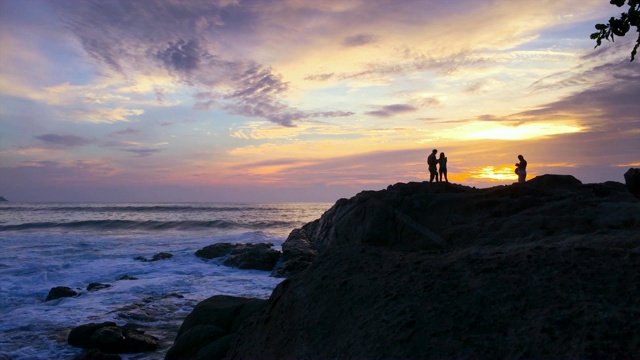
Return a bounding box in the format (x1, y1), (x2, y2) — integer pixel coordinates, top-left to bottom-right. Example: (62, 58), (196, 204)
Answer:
(520, 73), (640, 129)
(464, 80), (490, 94)
(124, 148), (164, 157)
(304, 73), (335, 81)
(112, 128), (142, 136)
(342, 34), (380, 47)
(51, 1), (352, 127)
(366, 104), (418, 118)
(156, 38), (212, 73)
(36, 134), (92, 147)
(69, 107), (144, 123)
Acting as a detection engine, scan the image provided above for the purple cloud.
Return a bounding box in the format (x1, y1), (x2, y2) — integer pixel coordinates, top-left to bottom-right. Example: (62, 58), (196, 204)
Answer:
(124, 148), (164, 157)
(156, 39), (211, 73)
(53, 1), (352, 127)
(36, 134), (92, 147)
(366, 104), (418, 118)
(342, 34), (380, 47)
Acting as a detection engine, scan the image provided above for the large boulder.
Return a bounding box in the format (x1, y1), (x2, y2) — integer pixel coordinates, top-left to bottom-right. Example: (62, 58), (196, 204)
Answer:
(624, 168), (640, 197)
(165, 295), (267, 360)
(87, 283), (111, 292)
(134, 252), (173, 262)
(46, 286), (79, 301)
(195, 243), (280, 271)
(68, 322), (159, 354)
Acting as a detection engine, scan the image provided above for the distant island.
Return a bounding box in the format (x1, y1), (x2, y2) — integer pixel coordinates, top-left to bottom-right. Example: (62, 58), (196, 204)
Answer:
(0, 196), (8, 202)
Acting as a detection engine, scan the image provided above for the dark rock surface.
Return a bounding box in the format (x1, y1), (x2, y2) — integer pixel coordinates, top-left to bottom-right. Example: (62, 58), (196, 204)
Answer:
(116, 275), (138, 281)
(45, 286), (79, 301)
(196, 243), (280, 271)
(272, 174), (639, 276)
(165, 295), (266, 360)
(625, 167), (640, 197)
(68, 322), (159, 354)
(87, 283), (112, 292)
(135, 252), (174, 262)
(223, 174), (640, 359)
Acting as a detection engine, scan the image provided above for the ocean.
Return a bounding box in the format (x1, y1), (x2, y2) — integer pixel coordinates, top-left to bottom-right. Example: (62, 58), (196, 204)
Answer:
(0, 202), (331, 359)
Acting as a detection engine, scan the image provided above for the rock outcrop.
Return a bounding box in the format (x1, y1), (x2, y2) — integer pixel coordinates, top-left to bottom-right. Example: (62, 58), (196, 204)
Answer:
(135, 252), (174, 262)
(165, 295), (266, 360)
(196, 242), (280, 271)
(87, 283), (112, 292)
(625, 167), (640, 198)
(223, 175), (640, 359)
(272, 175), (638, 277)
(68, 322), (159, 354)
(45, 286), (79, 301)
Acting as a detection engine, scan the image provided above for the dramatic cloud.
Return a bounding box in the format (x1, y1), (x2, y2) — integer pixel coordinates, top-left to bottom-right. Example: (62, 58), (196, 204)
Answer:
(36, 134), (92, 147)
(49, 1), (352, 127)
(2, 0), (636, 202)
(520, 74), (640, 129)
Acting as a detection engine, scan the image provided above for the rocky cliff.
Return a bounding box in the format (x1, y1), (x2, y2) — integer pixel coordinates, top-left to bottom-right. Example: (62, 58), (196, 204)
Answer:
(226, 175), (640, 359)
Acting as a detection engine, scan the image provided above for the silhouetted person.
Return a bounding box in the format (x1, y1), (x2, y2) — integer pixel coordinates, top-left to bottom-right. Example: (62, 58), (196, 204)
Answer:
(515, 154), (527, 183)
(438, 152), (448, 183)
(428, 149), (439, 185)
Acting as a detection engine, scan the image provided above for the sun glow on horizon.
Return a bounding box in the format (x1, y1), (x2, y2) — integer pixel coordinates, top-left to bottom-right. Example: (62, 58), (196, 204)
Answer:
(470, 165), (520, 181)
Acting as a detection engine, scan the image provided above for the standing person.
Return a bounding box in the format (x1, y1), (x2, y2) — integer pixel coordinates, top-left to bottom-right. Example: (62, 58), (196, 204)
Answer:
(438, 152), (448, 183)
(428, 149), (439, 185)
(515, 154), (527, 183)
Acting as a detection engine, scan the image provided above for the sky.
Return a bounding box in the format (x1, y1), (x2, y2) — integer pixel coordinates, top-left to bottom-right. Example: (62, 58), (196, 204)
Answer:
(0, 0), (638, 203)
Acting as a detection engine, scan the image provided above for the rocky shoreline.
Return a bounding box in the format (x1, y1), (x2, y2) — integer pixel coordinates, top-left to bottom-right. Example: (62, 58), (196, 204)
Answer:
(67, 173), (640, 359)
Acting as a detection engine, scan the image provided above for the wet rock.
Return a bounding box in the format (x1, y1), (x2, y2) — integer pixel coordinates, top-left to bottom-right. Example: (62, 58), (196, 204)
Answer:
(116, 275), (137, 281)
(134, 252), (173, 262)
(196, 243), (281, 271)
(222, 247), (281, 271)
(68, 322), (159, 354)
(151, 252), (173, 261)
(87, 283), (111, 292)
(45, 286), (78, 301)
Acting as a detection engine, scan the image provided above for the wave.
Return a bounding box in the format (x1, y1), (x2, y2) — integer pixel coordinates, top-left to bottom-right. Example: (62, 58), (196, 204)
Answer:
(0, 219), (296, 232)
(1, 205), (282, 213)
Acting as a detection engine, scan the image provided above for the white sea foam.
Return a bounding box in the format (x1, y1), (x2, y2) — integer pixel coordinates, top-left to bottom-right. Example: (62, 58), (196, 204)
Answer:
(0, 202), (329, 359)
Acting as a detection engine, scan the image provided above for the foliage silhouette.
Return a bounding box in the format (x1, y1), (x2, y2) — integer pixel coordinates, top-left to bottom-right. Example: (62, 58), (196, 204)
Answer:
(591, 0), (640, 61)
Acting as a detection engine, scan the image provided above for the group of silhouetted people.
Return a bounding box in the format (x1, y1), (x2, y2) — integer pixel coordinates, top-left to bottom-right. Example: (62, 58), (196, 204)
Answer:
(427, 150), (528, 186)
(427, 149), (448, 185)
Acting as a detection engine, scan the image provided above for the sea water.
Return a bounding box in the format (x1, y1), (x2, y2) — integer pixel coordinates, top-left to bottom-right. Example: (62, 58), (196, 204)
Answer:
(0, 202), (330, 359)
